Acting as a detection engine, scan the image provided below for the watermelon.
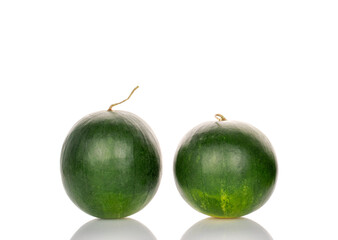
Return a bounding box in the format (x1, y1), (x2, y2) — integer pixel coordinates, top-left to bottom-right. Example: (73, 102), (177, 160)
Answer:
(61, 87), (161, 218)
(174, 115), (277, 218)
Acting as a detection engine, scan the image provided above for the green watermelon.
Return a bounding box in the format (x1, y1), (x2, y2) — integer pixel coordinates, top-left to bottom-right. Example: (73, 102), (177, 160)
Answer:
(61, 87), (161, 218)
(174, 115), (277, 218)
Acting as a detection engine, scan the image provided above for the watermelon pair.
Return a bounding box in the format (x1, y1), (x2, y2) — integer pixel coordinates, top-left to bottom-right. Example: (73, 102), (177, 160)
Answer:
(61, 87), (277, 218)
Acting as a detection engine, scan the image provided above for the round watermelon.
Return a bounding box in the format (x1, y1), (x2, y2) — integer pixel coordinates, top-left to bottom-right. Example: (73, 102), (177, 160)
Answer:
(174, 115), (277, 218)
(61, 109), (161, 219)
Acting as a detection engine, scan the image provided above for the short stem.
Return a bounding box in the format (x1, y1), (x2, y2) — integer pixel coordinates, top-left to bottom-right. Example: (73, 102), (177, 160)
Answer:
(215, 114), (227, 121)
(107, 86), (139, 111)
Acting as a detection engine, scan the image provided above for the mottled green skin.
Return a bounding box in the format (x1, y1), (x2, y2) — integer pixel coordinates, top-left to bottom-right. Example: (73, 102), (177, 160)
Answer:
(61, 110), (161, 219)
(174, 120), (277, 218)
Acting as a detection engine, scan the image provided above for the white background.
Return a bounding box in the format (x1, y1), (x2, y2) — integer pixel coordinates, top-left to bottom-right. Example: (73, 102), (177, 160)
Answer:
(1, 0), (338, 239)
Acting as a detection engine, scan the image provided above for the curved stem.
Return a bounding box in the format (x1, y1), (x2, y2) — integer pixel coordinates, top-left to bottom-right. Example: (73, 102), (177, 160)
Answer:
(215, 114), (227, 121)
(107, 86), (139, 111)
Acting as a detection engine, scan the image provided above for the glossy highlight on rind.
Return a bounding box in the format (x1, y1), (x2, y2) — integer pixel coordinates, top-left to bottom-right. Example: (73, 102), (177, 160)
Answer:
(174, 120), (277, 218)
(61, 110), (161, 219)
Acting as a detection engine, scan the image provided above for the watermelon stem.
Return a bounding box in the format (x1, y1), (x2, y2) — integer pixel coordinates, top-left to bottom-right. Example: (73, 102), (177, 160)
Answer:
(107, 86), (139, 111)
(215, 114), (227, 121)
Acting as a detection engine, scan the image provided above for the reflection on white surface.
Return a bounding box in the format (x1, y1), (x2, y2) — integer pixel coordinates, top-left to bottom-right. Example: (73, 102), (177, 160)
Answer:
(71, 218), (157, 240)
(182, 217), (273, 240)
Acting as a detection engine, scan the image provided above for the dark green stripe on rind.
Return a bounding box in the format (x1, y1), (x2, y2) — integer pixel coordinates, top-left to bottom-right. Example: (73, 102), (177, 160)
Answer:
(174, 120), (277, 218)
(61, 110), (161, 218)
